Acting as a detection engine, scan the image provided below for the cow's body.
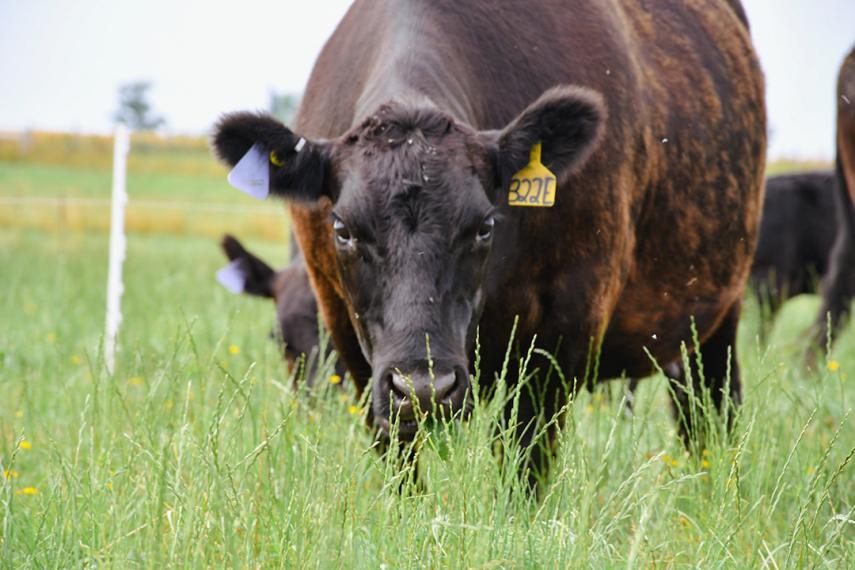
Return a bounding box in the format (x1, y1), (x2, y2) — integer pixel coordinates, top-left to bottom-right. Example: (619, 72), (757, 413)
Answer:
(214, 0), (765, 479)
(813, 47), (855, 349)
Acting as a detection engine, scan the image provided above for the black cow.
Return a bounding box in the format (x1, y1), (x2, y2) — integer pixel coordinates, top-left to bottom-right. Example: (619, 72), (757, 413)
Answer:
(210, 0), (766, 484)
(752, 171), (837, 318)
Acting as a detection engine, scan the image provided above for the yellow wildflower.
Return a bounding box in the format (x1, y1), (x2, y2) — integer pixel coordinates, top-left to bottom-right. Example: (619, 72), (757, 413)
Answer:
(46, 332), (56, 343)
(71, 355), (82, 365)
(15, 410), (23, 418)
(827, 360), (840, 372)
(585, 404), (594, 413)
(228, 345), (240, 355)
(106, 482), (113, 490)
(19, 440), (32, 450)
(328, 374), (342, 385)
(16, 487), (38, 496)
(3, 469), (19, 479)
(347, 405), (361, 415)
(701, 459), (710, 469)
(128, 376), (143, 386)
(671, 459), (680, 468)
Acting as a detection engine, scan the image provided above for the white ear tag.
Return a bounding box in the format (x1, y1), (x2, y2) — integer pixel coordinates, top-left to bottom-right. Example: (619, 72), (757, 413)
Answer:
(227, 143), (269, 199)
(216, 260), (246, 294)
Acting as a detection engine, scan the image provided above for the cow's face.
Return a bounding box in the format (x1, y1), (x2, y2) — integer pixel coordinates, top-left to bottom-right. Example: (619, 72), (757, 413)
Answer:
(212, 86), (605, 438)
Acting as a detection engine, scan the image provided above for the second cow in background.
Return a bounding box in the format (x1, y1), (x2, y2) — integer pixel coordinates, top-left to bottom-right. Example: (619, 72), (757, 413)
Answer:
(752, 171), (837, 320)
(219, 234), (343, 383)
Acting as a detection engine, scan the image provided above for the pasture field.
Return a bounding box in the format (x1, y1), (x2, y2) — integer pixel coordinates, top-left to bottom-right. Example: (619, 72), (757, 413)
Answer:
(1, 227), (853, 567)
(1, 137), (853, 566)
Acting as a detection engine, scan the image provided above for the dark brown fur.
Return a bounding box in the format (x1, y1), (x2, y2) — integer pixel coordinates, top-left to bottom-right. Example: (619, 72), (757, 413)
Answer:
(213, 0), (766, 480)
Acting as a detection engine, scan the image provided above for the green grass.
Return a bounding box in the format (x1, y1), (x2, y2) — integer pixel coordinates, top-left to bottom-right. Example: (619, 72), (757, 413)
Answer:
(1, 227), (853, 567)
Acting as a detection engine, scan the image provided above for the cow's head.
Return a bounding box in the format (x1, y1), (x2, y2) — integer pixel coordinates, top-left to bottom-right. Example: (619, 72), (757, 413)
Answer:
(213, 86), (605, 438)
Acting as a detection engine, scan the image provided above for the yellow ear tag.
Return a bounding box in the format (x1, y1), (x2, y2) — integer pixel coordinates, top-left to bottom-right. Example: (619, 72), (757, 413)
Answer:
(269, 150), (285, 167)
(508, 142), (557, 207)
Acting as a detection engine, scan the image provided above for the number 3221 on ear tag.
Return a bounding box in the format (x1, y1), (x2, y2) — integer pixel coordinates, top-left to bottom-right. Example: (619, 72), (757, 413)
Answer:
(508, 142), (557, 207)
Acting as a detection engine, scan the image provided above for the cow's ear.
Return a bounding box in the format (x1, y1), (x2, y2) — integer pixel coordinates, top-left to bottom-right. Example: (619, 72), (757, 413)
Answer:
(212, 112), (331, 202)
(492, 85), (606, 186)
(219, 234), (276, 298)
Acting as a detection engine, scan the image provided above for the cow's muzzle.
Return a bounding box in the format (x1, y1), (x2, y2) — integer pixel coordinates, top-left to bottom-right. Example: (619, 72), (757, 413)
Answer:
(375, 364), (470, 438)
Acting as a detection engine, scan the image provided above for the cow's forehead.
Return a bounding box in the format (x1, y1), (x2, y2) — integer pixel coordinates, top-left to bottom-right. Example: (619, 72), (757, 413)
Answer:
(331, 103), (492, 233)
(337, 150), (484, 216)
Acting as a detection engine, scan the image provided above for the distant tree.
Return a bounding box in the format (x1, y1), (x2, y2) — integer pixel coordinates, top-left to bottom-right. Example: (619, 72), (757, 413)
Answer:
(113, 81), (166, 130)
(269, 91), (300, 125)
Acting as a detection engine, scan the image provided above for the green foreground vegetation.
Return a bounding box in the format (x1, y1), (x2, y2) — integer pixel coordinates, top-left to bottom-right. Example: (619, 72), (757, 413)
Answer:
(0, 141), (852, 566)
(1, 227), (853, 567)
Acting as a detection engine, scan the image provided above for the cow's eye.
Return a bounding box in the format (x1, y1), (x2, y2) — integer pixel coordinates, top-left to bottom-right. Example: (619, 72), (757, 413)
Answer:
(333, 218), (353, 246)
(477, 215), (495, 241)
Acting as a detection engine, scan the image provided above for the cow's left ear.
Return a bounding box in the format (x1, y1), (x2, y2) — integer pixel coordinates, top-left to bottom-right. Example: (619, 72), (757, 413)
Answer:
(489, 85), (606, 186)
(212, 112), (331, 202)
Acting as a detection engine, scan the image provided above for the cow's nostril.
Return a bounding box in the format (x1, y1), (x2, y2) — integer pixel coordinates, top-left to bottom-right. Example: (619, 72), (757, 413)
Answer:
(391, 370), (457, 409)
(390, 372), (413, 401)
(433, 371), (456, 403)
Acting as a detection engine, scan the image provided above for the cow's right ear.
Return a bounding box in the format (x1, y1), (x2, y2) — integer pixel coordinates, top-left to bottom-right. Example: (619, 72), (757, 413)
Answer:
(490, 86), (606, 187)
(212, 112), (331, 202)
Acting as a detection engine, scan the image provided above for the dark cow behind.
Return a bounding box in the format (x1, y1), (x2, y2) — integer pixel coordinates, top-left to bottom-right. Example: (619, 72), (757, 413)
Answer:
(219, 234), (342, 382)
(752, 171), (837, 318)
(812, 47), (855, 351)
(211, 0), (766, 483)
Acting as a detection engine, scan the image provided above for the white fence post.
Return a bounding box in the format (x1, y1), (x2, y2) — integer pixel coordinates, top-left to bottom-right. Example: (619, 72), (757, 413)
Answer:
(105, 123), (130, 374)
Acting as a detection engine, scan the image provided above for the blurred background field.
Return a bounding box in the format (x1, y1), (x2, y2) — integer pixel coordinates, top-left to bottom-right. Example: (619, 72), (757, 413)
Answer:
(0, 131), (289, 242)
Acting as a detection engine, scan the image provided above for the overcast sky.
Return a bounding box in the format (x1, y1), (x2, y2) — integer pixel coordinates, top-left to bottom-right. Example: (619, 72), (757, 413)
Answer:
(1, 0), (853, 160)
